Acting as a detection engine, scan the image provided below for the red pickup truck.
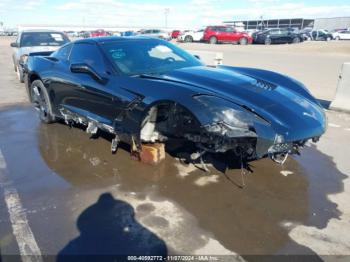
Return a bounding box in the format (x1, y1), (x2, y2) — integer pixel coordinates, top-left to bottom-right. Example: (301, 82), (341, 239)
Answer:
(203, 26), (252, 45)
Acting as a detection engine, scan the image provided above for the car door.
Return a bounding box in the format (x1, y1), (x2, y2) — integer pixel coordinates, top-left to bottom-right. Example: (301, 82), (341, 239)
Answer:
(279, 28), (290, 43)
(226, 27), (237, 42)
(53, 43), (118, 125)
(268, 29), (281, 43)
(342, 31), (350, 40)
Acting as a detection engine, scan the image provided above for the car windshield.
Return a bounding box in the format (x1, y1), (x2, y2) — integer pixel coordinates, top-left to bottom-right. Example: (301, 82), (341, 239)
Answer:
(20, 32), (69, 47)
(101, 39), (203, 76)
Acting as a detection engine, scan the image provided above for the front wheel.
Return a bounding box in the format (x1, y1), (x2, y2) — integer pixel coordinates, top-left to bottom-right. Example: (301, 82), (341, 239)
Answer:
(264, 37), (272, 45)
(184, 35), (193, 42)
(239, 37), (248, 45)
(209, 36), (217, 44)
(16, 65), (24, 83)
(326, 36), (332, 41)
(30, 80), (56, 124)
(335, 36), (340, 41)
(292, 37), (300, 43)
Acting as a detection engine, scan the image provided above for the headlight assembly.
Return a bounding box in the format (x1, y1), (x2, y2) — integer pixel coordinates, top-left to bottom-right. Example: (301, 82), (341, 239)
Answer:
(193, 95), (270, 129)
(19, 54), (28, 65)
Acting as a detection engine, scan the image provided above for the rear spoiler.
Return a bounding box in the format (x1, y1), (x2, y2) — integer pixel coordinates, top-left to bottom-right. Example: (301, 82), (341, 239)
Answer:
(28, 51), (54, 57)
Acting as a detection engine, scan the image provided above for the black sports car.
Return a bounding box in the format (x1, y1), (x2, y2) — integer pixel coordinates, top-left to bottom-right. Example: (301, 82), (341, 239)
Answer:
(253, 28), (303, 44)
(24, 37), (326, 165)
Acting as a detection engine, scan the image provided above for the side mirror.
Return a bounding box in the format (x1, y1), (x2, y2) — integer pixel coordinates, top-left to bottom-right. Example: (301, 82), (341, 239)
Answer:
(70, 63), (108, 84)
(194, 55), (201, 60)
(10, 42), (18, 48)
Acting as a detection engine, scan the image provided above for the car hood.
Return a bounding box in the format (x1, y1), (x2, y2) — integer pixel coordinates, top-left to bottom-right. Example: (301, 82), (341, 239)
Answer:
(19, 46), (60, 56)
(162, 66), (326, 141)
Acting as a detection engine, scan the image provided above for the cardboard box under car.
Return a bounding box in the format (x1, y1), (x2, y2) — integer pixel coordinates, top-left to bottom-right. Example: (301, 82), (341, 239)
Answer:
(138, 143), (165, 165)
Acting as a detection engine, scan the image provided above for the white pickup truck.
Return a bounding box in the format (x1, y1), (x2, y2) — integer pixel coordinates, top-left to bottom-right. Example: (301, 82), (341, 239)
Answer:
(177, 29), (204, 42)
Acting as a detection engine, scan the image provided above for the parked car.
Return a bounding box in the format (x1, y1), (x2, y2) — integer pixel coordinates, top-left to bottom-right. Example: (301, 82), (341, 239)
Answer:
(203, 26), (252, 44)
(91, 29), (108, 37)
(10, 30), (70, 83)
(139, 29), (171, 41)
(332, 30), (350, 40)
(171, 30), (181, 39)
(299, 28), (313, 41)
(24, 36), (326, 166)
(78, 31), (91, 38)
(253, 28), (303, 45)
(121, 31), (137, 37)
(310, 30), (333, 41)
(177, 29), (204, 42)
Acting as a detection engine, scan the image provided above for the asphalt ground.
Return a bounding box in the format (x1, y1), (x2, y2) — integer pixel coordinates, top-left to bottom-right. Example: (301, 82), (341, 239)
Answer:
(0, 36), (350, 261)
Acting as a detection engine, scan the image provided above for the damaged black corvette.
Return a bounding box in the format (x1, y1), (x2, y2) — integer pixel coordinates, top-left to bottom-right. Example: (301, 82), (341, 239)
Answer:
(25, 37), (326, 166)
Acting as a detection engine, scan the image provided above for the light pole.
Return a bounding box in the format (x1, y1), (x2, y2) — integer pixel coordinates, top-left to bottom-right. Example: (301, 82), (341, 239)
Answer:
(164, 8), (170, 28)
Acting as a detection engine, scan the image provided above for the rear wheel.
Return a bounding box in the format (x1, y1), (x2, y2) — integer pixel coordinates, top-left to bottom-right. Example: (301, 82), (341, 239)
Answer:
(30, 80), (56, 124)
(239, 37), (248, 45)
(335, 36), (340, 41)
(184, 35), (193, 42)
(209, 36), (217, 44)
(264, 37), (271, 45)
(326, 36), (331, 41)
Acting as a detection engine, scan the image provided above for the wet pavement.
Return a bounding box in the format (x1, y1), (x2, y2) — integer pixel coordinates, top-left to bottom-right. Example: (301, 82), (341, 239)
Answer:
(0, 105), (347, 259)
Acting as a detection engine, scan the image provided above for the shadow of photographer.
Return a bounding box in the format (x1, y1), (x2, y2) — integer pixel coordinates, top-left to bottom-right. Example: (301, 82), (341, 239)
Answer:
(57, 193), (167, 261)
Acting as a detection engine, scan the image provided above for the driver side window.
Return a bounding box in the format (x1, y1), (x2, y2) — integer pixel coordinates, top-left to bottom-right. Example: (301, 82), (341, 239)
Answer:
(69, 43), (107, 74)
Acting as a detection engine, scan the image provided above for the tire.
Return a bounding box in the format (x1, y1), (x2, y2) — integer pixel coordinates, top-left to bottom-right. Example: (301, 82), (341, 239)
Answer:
(292, 37), (300, 44)
(239, 37), (248, 45)
(326, 37), (331, 41)
(335, 36), (340, 41)
(209, 36), (217, 44)
(30, 80), (56, 124)
(184, 35), (193, 42)
(16, 64), (24, 83)
(264, 37), (271, 45)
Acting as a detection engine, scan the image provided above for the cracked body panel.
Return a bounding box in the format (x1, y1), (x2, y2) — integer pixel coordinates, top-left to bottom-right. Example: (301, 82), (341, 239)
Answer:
(24, 37), (326, 165)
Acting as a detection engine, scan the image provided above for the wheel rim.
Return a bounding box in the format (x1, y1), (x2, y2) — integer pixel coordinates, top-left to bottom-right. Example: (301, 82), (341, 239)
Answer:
(265, 38), (271, 44)
(293, 38), (300, 43)
(210, 37), (216, 44)
(31, 85), (49, 120)
(240, 38), (247, 45)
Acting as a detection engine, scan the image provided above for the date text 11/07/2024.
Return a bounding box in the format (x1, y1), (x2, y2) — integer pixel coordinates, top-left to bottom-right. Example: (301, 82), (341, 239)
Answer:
(127, 255), (221, 261)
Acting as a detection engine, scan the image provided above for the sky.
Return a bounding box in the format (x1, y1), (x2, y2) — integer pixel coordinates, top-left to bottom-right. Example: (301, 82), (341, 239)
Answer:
(0, 0), (349, 29)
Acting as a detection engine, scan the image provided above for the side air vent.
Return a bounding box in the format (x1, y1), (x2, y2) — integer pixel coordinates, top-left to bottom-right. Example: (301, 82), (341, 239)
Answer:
(253, 78), (277, 91)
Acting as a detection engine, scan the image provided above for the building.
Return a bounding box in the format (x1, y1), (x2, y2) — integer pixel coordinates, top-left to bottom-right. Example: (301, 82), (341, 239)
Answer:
(223, 18), (314, 30)
(224, 17), (350, 31)
(313, 17), (350, 31)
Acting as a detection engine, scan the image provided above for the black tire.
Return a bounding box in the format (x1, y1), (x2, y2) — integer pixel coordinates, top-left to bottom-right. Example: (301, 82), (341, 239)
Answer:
(30, 80), (56, 124)
(326, 36), (332, 41)
(239, 37), (248, 45)
(209, 36), (217, 44)
(16, 64), (24, 83)
(184, 35), (193, 42)
(264, 37), (271, 45)
(292, 37), (300, 44)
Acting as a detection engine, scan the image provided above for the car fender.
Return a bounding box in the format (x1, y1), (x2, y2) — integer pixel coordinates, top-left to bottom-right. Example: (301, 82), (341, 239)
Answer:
(218, 65), (319, 105)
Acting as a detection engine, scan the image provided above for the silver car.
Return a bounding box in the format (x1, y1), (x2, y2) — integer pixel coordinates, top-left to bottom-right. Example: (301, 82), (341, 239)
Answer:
(139, 29), (171, 41)
(11, 30), (70, 82)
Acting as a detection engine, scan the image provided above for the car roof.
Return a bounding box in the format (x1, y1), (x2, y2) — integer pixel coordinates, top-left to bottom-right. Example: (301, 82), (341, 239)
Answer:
(73, 36), (160, 44)
(20, 29), (64, 33)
